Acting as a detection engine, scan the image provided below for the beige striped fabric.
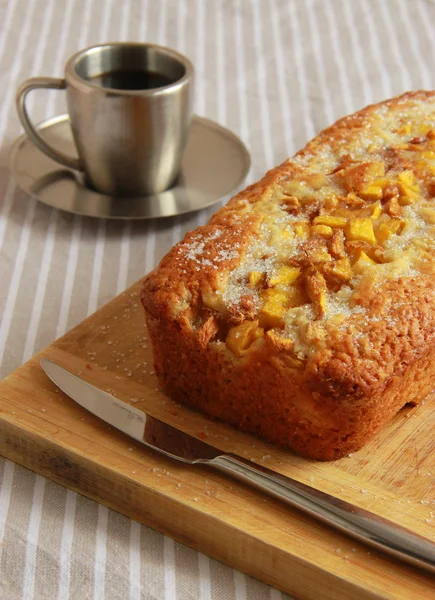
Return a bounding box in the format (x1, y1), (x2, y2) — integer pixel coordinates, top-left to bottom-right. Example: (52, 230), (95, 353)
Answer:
(0, 0), (434, 598)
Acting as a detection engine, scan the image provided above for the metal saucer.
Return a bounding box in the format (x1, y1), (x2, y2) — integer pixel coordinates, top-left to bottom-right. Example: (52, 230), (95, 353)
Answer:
(10, 114), (250, 219)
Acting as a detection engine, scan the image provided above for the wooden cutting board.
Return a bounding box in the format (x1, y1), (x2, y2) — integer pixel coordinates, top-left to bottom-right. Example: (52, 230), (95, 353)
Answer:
(0, 279), (434, 599)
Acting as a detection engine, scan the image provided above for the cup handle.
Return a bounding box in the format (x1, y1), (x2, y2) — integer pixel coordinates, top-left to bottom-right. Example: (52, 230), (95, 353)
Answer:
(16, 77), (82, 171)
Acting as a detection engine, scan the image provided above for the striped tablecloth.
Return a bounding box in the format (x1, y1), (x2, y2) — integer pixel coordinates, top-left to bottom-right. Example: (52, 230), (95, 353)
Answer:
(0, 1), (434, 598)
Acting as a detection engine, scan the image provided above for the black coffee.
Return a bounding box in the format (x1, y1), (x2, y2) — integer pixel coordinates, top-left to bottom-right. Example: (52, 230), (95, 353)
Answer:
(89, 70), (173, 90)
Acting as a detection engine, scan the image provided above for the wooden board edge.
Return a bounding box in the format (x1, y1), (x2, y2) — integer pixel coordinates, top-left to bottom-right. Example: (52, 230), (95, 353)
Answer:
(0, 410), (381, 600)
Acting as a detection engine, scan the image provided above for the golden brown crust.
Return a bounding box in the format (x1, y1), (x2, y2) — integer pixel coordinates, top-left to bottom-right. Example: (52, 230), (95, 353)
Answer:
(141, 91), (435, 460)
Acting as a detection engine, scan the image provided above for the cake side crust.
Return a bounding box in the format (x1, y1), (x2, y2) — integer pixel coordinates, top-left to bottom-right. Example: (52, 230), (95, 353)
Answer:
(141, 91), (435, 460)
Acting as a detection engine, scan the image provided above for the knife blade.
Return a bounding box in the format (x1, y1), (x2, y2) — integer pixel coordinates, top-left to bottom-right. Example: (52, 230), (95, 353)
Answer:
(40, 357), (435, 575)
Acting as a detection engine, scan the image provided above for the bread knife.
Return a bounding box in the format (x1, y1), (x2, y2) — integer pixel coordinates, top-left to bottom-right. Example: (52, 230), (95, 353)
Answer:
(40, 357), (435, 575)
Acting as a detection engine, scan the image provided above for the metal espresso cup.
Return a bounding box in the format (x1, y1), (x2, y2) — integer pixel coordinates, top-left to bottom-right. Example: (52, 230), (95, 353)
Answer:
(16, 43), (194, 197)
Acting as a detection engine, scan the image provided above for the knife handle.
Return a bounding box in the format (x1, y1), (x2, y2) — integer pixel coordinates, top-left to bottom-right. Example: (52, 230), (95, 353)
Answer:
(208, 454), (435, 575)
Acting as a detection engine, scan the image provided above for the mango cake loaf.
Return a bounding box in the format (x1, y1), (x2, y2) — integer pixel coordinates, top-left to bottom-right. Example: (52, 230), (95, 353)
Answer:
(141, 91), (435, 461)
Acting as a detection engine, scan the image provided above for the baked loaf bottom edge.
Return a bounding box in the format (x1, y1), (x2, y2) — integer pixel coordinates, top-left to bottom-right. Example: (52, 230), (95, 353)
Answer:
(143, 310), (433, 461)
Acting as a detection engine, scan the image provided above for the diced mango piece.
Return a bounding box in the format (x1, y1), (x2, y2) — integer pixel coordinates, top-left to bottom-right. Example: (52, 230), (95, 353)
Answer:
(281, 228), (293, 240)
(324, 196), (339, 211)
(398, 170), (420, 201)
(313, 215), (347, 228)
(293, 222), (310, 237)
(374, 162), (389, 174)
(354, 249), (375, 263)
(305, 173), (327, 190)
(311, 224), (333, 238)
(397, 123), (412, 135)
(398, 195), (416, 206)
(286, 285), (309, 308)
(269, 266), (301, 287)
(226, 320), (264, 357)
(304, 271), (327, 319)
(398, 170), (417, 188)
(375, 219), (402, 244)
(305, 244), (332, 264)
(248, 271), (264, 288)
(346, 191), (361, 204)
(340, 161), (385, 193)
(258, 289), (287, 328)
(261, 288), (288, 304)
(359, 184), (383, 201)
(385, 196), (402, 217)
(346, 240), (368, 258)
(281, 180), (309, 197)
(202, 290), (225, 312)
(264, 330), (295, 354)
(370, 201), (382, 220)
(352, 251), (376, 273)
(322, 258), (353, 283)
(345, 218), (376, 244)
(282, 196), (300, 211)
(372, 247), (386, 263)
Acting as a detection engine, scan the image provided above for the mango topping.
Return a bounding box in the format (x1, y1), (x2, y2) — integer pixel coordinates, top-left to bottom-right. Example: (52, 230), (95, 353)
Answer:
(370, 202), (383, 219)
(248, 271), (264, 288)
(375, 219), (402, 243)
(269, 266), (301, 287)
(226, 320), (264, 357)
(293, 222), (310, 237)
(352, 251), (377, 273)
(359, 184), (383, 201)
(311, 224), (333, 238)
(217, 110), (435, 360)
(345, 218), (376, 244)
(313, 215), (347, 228)
(322, 257), (353, 283)
(258, 289), (287, 328)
